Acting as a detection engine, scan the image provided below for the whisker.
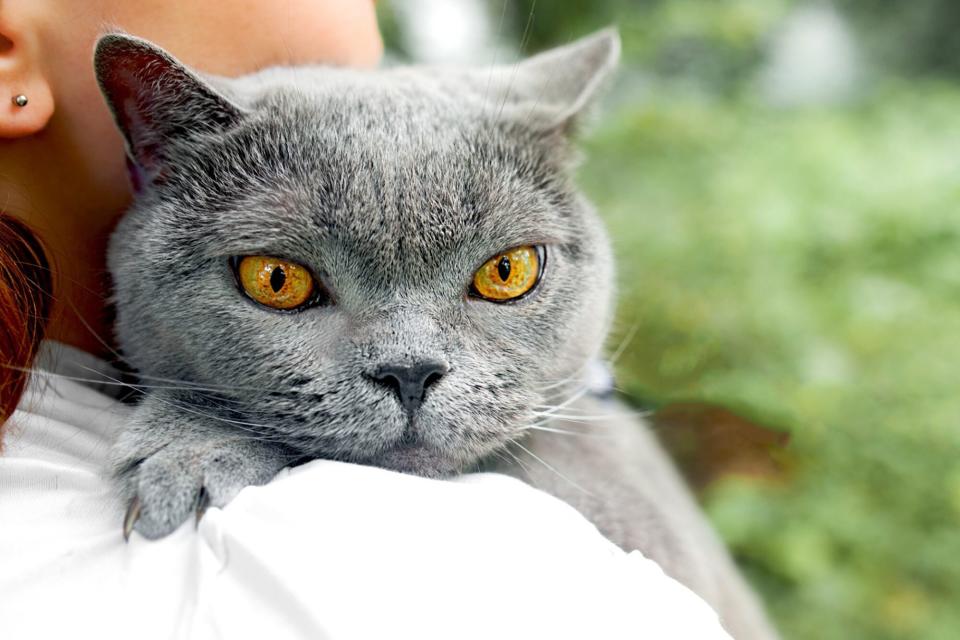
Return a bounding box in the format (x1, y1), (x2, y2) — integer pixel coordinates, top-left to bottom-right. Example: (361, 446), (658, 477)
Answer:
(530, 410), (651, 423)
(62, 297), (127, 364)
(15, 365), (248, 402)
(482, 0), (510, 111)
(532, 384), (591, 413)
(29, 281), (309, 397)
(525, 424), (612, 439)
(535, 319), (641, 393)
(156, 395), (293, 444)
(74, 365), (292, 442)
(500, 445), (532, 476)
(120, 371), (278, 396)
(510, 440), (591, 495)
(494, 0), (537, 121)
(530, 411), (607, 421)
(608, 321), (640, 365)
(14, 364), (289, 443)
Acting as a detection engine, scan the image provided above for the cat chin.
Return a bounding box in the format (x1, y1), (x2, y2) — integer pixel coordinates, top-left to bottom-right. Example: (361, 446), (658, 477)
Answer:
(362, 442), (465, 479)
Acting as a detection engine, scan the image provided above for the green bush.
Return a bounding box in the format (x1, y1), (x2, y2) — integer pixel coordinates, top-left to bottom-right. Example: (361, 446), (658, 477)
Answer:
(509, 0), (790, 92)
(510, 0), (960, 81)
(840, 0), (960, 77)
(581, 83), (960, 639)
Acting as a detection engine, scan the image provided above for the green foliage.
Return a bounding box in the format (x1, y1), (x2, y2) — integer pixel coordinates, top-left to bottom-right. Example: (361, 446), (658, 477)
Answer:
(580, 83), (960, 639)
(509, 0), (790, 91)
(840, 0), (960, 77)
(374, 1), (407, 60)
(509, 0), (960, 81)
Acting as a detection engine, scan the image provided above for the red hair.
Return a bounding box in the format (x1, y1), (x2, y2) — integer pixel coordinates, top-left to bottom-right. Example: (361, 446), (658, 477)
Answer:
(0, 214), (52, 440)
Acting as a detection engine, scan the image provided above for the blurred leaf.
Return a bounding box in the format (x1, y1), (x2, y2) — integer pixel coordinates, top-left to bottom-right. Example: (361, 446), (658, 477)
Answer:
(581, 82), (960, 639)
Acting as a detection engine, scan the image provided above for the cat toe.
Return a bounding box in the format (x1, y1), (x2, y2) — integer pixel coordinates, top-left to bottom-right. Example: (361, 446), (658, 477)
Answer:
(122, 496), (141, 542)
(118, 438), (290, 540)
(198, 442), (289, 508)
(124, 447), (205, 540)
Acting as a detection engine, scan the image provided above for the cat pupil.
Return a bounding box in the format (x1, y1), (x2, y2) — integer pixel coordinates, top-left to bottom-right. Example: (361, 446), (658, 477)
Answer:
(497, 256), (511, 282)
(270, 266), (286, 293)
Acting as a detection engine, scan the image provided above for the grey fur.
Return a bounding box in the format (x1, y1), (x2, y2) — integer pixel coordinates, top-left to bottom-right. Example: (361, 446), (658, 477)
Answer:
(95, 31), (778, 639)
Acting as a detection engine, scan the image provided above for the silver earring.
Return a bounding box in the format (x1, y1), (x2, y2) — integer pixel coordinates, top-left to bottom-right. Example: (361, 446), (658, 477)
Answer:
(12, 95), (28, 107)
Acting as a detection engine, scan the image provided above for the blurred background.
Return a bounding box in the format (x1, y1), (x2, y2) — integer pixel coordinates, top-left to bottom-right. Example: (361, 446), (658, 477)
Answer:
(376, 2), (960, 638)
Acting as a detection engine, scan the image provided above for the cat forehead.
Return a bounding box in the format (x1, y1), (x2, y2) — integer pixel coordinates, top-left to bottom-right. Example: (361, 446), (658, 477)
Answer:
(229, 66), (546, 147)
(208, 124), (573, 262)
(151, 66), (583, 264)
(211, 70), (571, 220)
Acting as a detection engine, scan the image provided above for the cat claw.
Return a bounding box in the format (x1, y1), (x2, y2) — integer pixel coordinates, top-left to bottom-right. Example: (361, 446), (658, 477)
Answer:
(194, 488), (210, 528)
(123, 496), (141, 542)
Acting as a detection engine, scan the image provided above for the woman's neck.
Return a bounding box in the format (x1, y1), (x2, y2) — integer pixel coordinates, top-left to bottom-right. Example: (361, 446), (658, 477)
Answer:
(0, 116), (129, 359)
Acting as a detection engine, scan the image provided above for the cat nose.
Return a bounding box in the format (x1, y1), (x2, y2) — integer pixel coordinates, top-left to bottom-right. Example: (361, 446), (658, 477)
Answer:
(368, 360), (449, 416)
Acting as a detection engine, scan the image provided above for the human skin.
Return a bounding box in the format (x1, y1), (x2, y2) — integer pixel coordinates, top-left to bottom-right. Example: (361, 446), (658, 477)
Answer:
(0, 0), (382, 357)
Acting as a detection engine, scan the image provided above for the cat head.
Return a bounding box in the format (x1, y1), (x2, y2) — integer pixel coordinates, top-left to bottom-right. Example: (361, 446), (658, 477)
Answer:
(95, 30), (619, 475)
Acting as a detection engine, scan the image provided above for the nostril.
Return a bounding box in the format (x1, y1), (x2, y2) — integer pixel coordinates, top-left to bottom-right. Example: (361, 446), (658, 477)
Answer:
(423, 370), (445, 390)
(367, 371), (402, 395)
(368, 360), (448, 416)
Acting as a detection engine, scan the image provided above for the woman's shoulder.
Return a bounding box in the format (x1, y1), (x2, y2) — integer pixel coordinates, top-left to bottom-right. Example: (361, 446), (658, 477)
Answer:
(0, 342), (730, 640)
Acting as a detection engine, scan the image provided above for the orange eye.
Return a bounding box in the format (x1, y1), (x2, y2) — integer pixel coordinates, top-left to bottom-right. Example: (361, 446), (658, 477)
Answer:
(237, 256), (316, 311)
(471, 246), (542, 302)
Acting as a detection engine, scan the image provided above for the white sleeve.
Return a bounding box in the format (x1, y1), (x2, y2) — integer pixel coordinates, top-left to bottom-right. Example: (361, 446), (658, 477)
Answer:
(0, 373), (731, 640)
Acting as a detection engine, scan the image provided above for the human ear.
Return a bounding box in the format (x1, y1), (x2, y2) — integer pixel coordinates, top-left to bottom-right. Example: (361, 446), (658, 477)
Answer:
(0, 11), (54, 139)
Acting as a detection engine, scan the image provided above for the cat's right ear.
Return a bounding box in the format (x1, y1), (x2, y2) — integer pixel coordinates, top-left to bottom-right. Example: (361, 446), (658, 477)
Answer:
(94, 34), (242, 183)
(483, 29), (621, 134)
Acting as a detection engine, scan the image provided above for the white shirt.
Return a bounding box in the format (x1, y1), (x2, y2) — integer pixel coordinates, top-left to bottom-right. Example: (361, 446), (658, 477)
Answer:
(0, 342), (730, 639)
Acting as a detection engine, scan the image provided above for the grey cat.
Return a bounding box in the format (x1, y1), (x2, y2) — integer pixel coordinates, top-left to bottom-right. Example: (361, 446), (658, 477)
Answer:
(94, 31), (778, 639)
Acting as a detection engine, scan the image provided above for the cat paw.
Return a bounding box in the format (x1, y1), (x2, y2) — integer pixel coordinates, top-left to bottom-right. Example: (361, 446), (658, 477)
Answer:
(116, 436), (291, 541)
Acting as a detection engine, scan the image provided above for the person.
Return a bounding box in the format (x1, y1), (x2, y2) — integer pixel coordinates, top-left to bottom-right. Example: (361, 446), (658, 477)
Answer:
(0, 0), (382, 427)
(0, 3), (735, 638)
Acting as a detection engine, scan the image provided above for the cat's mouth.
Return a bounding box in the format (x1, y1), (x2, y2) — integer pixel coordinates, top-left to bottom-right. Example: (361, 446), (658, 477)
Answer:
(363, 437), (461, 478)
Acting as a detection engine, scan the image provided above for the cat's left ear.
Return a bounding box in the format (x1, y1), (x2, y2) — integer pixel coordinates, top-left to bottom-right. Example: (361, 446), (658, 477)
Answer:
(489, 28), (621, 133)
(94, 33), (243, 183)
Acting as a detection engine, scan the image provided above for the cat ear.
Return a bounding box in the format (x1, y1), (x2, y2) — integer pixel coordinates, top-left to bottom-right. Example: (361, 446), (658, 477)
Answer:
(489, 28), (621, 132)
(94, 33), (242, 181)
